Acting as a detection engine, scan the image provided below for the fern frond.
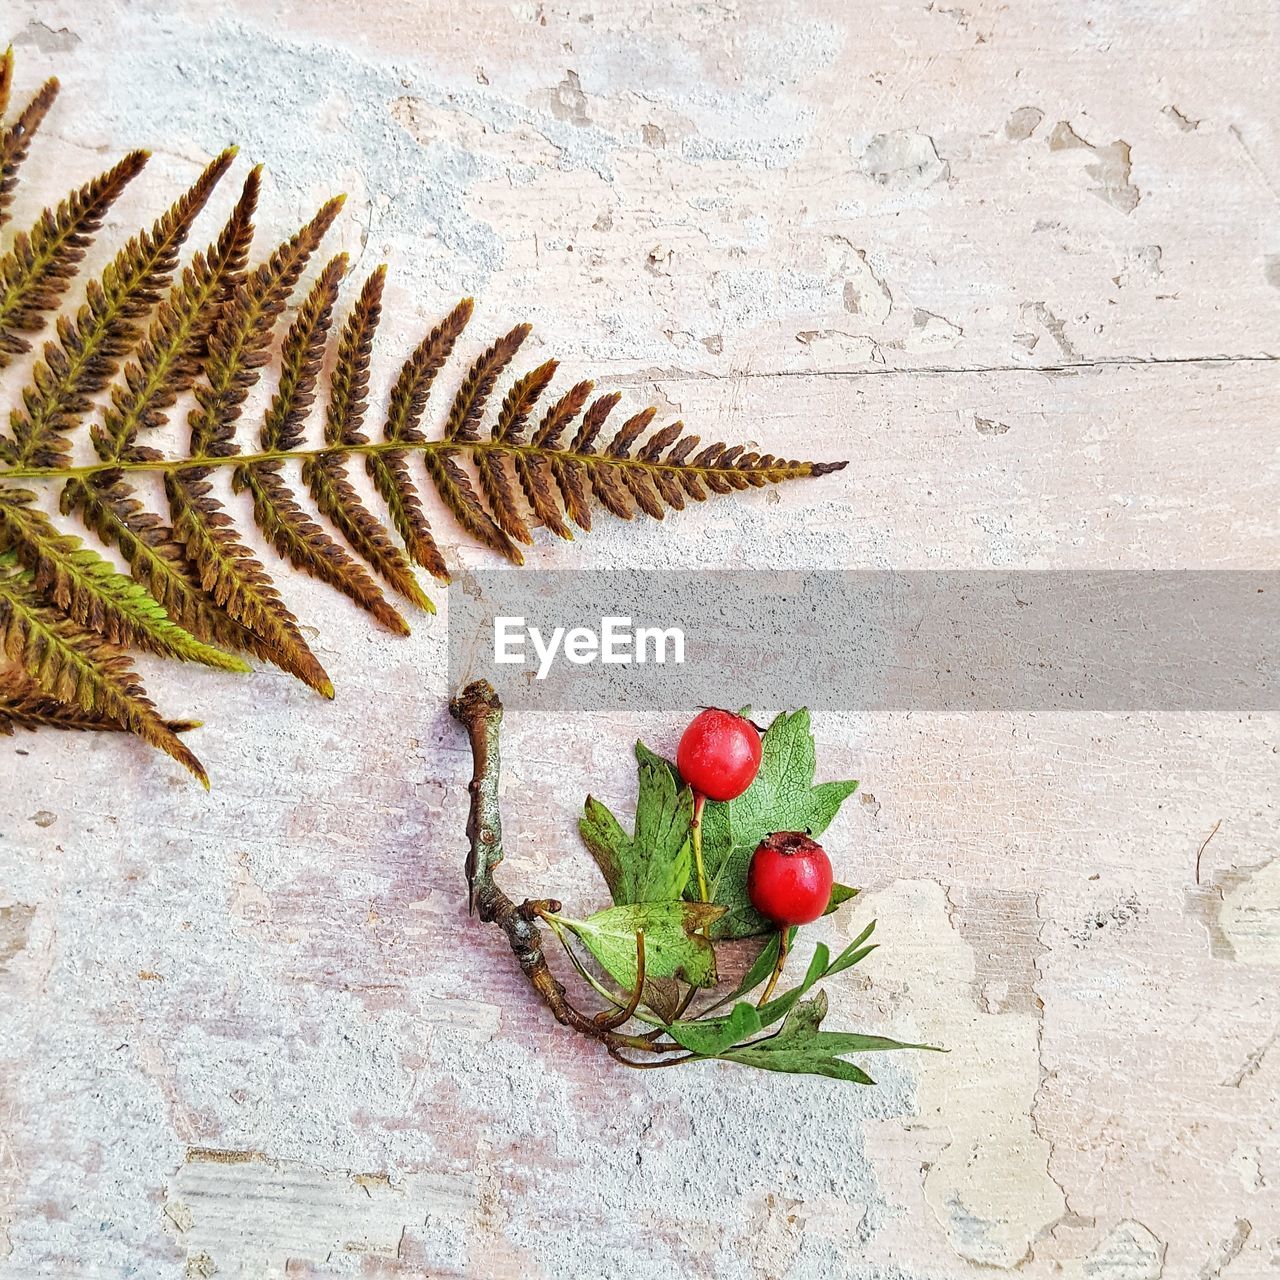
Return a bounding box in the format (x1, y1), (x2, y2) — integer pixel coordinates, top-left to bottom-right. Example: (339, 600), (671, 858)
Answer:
(6, 149), (236, 468)
(0, 668), (200, 736)
(0, 557), (206, 784)
(260, 252), (345, 453)
(366, 297), (473, 580)
(93, 165), (261, 463)
(0, 66), (58, 231)
(474, 358), (559, 545)
(0, 148), (146, 376)
(237, 462), (407, 634)
(0, 52), (848, 786)
(165, 197), (344, 693)
(306, 267), (432, 611)
(0, 484), (246, 670)
(236, 256), (407, 633)
(60, 471), (263, 659)
(166, 470), (333, 696)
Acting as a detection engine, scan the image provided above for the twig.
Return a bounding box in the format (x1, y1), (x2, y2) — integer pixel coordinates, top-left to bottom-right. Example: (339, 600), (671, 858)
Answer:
(1195, 819), (1222, 884)
(450, 680), (679, 1056)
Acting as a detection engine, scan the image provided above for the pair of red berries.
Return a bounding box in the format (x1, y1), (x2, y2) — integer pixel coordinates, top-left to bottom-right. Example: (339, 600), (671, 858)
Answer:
(676, 708), (833, 927)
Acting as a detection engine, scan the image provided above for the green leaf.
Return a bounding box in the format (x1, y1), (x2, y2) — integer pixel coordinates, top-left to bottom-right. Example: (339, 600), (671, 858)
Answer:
(699, 709), (858, 938)
(757, 943), (830, 1026)
(824, 882), (858, 915)
(827, 920), (877, 977)
(729, 926), (797, 1002)
(719, 1044), (877, 1084)
(715, 990), (933, 1083)
(666, 1001), (763, 1055)
(579, 746), (693, 905)
(556, 901), (724, 990)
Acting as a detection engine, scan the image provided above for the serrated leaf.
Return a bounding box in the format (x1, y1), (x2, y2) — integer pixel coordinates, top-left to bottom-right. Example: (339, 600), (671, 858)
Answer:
(579, 747), (694, 905)
(556, 901), (724, 990)
(699, 709), (858, 939)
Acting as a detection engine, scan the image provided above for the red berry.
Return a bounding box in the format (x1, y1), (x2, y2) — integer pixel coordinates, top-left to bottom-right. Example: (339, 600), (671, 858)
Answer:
(747, 832), (833, 926)
(676, 708), (762, 802)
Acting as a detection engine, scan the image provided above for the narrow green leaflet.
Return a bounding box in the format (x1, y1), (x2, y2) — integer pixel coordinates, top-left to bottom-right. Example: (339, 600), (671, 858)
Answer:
(756, 943), (830, 1025)
(579, 743), (693, 905)
(826, 883), (858, 913)
(717, 991), (934, 1083)
(826, 919), (878, 977)
(668, 942), (829, 1053)
(555, 901), (724, 990)
(666, 1000), (762, 1055)
(699, 710), (858, 938)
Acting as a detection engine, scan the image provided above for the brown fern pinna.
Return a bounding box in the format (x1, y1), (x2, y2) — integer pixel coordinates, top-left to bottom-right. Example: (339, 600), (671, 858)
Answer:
(0, 48), (847, 785)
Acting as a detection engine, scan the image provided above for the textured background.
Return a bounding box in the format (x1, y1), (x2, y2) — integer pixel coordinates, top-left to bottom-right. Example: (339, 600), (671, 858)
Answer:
(1, 1), (1278, 1276)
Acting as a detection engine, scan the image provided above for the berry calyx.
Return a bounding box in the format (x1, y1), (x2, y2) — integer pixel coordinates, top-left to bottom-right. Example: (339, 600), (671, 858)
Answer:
(747, 831), (833, 926)
(676, 708), (762, 803)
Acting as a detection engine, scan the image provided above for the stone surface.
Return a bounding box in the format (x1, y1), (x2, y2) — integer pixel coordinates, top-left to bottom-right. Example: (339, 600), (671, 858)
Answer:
(1, 1), (1277, 1277)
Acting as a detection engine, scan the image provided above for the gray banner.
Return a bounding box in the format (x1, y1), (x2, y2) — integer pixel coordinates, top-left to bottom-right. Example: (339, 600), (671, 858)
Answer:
(447, 570), (1278, 712)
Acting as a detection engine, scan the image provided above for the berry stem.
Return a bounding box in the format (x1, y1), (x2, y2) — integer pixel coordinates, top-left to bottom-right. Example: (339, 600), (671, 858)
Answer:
(691, 791), (709, 902)
(757, 927), (790, 1007)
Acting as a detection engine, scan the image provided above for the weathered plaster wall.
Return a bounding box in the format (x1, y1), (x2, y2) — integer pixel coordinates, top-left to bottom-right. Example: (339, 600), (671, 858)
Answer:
(1, 1), (1277, 1276)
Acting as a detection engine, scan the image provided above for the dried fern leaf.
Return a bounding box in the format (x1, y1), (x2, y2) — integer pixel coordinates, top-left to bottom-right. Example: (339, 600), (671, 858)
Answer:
(237, 462), (407, 634)
(307, 267), (432, 611)
(513, 379), (593, 540)
(166, 469), (333, 696)
(0, 67), (58, 231)
(0, 483), (246, 670)
(545, 391), (620, 532)
(306, 454), (433, 613)
(54, 171), (264, 668)
(473, 358), (558, 545)
(167, 198), (344, 692)
(260, 252), (345, 452)
(366, 297), (473, 581)
(189, 194), (343, 458)
(424, 447), (521, 563)
(418, 326), (535, 562)
(94, 166), (261, 463)
(0, 668), (200, 736)
(6, 149), (236, 469)
(0, 148), (146, 376)
(61, 470), (263, 660)
(0, 558), (206, 785)
(324, 266), (384, 448)
(444, 323), (529, 443)
(238, 257), (407, 633)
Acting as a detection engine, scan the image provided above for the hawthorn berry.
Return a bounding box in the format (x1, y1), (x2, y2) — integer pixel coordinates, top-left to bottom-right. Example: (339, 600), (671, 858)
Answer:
(747, 831), (833, 926)
(676, 708), (762, 803)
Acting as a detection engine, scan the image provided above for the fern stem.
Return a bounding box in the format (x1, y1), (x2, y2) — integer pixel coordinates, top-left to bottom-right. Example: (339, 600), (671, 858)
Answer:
(0, 438), (836, 483)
